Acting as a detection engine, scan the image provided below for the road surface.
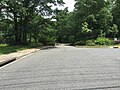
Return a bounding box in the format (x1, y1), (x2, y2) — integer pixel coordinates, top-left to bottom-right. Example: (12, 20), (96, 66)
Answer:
(0, 46), (120, 90)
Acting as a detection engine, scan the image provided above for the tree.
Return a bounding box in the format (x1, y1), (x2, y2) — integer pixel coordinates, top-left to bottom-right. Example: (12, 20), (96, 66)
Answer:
(0, 0), (64, 45)
(72, 0), (118, 40)
(113, 0), (120, 36)
(81, 22), (92, 34)
(96, 7), (113, 36)
(73, 0), (106, 40)
(54, 8), (70, 43)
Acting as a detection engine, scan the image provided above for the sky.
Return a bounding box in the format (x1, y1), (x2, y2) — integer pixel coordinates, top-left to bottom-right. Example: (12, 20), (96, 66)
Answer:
(63, 0), (75, 12)
(48, 0), (75, 19)
(51, 0), (75, 12)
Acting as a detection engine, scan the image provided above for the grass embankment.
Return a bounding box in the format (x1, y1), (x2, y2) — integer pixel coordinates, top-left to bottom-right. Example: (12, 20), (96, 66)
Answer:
(76, 45), (110, 48)
(0, 44), (41, 55)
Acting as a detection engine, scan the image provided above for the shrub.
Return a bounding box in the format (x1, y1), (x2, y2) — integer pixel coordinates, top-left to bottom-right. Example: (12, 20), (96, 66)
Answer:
(95, 37), (114, 45)
(74, 40), (95, 46)
(38, 36), (56, 46)
(86, 40), (95, 46)
(74, 40), (86, 46)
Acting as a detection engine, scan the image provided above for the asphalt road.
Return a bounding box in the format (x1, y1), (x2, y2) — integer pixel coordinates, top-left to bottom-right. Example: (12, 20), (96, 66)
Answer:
(0, 46), (120, 90)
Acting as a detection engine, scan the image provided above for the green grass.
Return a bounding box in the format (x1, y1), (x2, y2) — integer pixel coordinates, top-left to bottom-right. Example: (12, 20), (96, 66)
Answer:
(0, 44), (42, 55)
(76, 45), (109, 48)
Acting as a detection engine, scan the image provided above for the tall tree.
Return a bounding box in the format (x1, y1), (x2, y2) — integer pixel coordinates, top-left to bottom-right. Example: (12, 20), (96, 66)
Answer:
(73, 0), (106, 39)
(113, 0), (120, 36)
(0, 0), (64, 45)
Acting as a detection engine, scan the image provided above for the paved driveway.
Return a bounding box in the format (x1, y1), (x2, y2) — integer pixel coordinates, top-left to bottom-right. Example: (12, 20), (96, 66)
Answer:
(0, 46), (120, 90)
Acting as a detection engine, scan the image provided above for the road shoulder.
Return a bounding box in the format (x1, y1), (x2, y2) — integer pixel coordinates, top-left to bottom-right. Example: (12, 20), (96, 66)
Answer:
(0, 48), (40, 67)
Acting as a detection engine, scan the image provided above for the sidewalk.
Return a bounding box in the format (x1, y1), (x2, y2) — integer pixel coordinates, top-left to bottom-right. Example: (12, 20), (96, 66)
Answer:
(0, 48), (40, 66)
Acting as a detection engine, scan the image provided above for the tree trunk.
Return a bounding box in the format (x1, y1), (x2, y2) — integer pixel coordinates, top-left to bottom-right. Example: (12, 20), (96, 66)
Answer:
(29, 33), (32, 43)
(14, 13), (19, 45)
(22, 16), (28, 45)
(14, 12), (23, 45)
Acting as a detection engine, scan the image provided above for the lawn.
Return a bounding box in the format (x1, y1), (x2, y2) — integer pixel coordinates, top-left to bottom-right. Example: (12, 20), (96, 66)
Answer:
(0, 44), (41, 55)
(76, 45), (110, 48)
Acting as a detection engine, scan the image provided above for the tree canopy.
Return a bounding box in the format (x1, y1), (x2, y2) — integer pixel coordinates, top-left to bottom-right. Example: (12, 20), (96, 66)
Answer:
(0, 0), (120, 45)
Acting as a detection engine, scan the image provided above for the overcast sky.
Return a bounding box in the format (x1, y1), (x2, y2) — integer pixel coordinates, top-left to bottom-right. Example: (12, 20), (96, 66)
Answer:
(63, 0), (75, 12)
(48, 0), (75, 19)
(57, 0), (75, 12)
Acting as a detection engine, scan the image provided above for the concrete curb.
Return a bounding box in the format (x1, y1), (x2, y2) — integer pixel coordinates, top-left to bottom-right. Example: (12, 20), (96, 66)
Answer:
(0, 46), (56, 67)
(0, 49), (40, 67)
(110, 46), (120, 48)
(16, 49), (39, 60)
(113, 46), (119, 48)
(0, 57), (16, 67)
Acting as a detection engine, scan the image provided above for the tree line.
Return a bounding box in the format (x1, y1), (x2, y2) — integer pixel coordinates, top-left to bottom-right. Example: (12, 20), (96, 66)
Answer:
(0, 0), (120, 46)
(0, 0), (64, 45)
(56, 0), (120, 45)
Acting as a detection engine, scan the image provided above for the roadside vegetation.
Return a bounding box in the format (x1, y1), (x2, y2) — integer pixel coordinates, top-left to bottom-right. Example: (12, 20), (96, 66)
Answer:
(0, 44), (42, 55)
(0, 0), (120, 54)
(76, 45), (110, 48)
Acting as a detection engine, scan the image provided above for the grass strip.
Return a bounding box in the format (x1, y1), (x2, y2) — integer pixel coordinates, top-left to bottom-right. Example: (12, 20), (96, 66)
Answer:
(0, 44), (42, 55)
(76, 45), (109, 48)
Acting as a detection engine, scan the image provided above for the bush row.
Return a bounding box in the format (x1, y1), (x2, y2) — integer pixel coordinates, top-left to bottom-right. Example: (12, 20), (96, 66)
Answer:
(73, 37), (115, 46)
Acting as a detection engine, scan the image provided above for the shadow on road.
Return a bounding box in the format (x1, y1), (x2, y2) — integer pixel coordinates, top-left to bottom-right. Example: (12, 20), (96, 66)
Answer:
(40, 46), (58, 50)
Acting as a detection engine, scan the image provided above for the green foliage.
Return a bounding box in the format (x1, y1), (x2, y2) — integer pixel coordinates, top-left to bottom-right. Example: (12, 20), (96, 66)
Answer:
(74, 0), (105, 28)
(82, 22), (92, 34)
(73, 40), (95, 46)
(111, 24), (118, 33)
(96, 7), (113, 34)
(74, 40), (86, 46)
(0, 0), (64, 45)
(0, 0), (120, 46)
(72, 0), (118, 40)
(95, 37), (114, 45)
(109, 24), (118, 38)
(86, 40), (95, 46)
(112, 0), (120, 34)
(55, 8), (73, 43)
(39, 36), (56, 46)
(38, 25), (56, 46)
(0, 44), (42, 55)
(0, 32), (4, 44)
